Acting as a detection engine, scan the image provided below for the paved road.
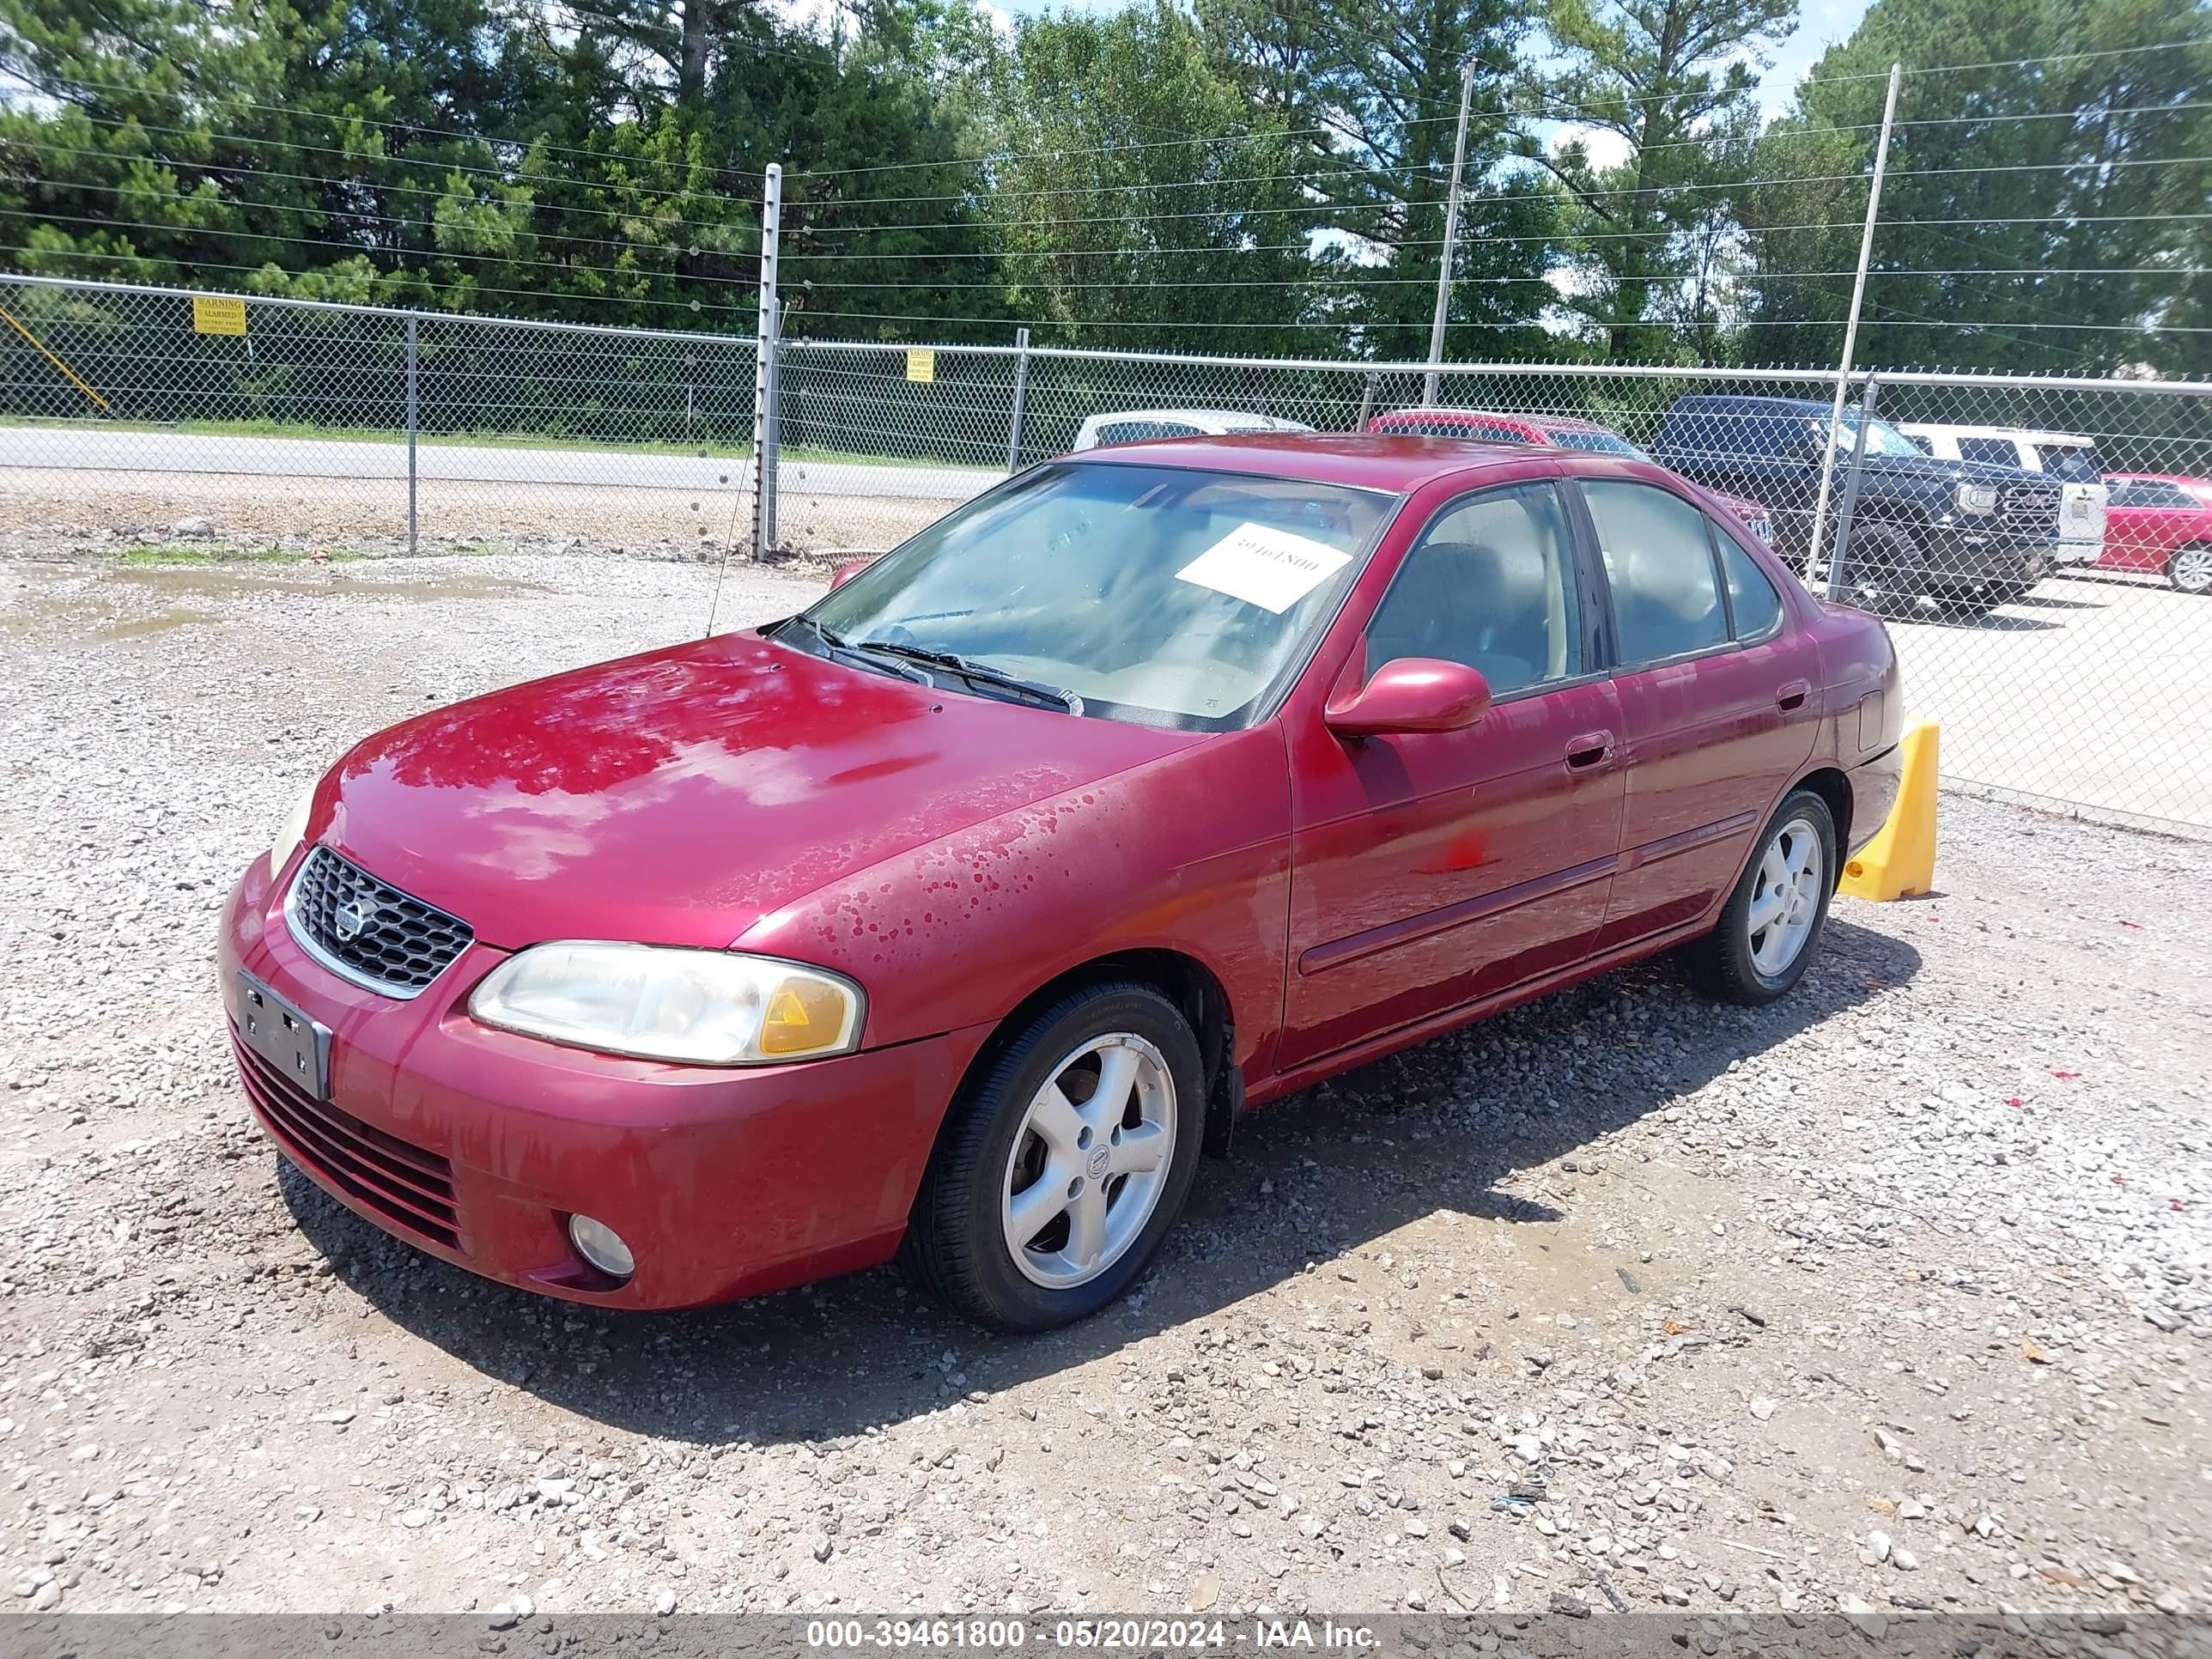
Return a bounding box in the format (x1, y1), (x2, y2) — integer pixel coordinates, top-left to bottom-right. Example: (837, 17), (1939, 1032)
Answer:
(0, 424), (1007, 501)
(1893, 568), (2211, 830)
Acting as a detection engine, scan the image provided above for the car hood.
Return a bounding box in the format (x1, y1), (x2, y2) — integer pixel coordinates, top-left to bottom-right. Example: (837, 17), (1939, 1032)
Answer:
(317, 631), (1206, 950)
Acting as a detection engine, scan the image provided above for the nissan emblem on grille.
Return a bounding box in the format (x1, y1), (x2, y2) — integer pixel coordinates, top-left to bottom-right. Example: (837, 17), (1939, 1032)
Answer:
(287, 846), (474, 997)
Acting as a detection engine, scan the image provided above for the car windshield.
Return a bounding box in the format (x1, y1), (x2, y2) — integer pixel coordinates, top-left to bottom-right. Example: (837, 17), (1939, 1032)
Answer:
(1544, 428), (1646, 459)
(794, 461), (1394, 731)
(1821, 414), (1924, 459)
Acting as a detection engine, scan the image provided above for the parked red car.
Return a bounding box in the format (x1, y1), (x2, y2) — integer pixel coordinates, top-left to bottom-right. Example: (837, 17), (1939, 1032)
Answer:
(222, 436), (1902, 1331)
(1367, 408), (1778, 546)
(2098, 473), (2212, 594)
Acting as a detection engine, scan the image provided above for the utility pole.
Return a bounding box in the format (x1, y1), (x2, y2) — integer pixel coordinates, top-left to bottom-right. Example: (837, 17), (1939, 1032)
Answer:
(1806, 62), (1903, 581)
(1423, 58), (1478, 407)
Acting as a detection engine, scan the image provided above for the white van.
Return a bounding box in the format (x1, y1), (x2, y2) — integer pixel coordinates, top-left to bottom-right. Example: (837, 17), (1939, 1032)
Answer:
(1899, 423), (2107, 564)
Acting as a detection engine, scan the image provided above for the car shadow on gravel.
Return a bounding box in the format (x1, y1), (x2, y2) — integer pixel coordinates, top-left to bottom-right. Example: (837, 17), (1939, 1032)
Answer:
(281, 915), (1920, 1445)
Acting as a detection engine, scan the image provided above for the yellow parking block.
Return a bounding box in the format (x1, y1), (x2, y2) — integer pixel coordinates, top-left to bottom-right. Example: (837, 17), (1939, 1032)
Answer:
(1840, 719), (1938, 902)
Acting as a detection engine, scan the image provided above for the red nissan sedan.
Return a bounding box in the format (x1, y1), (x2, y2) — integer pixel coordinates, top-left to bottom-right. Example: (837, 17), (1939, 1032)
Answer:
(220, 437), (1903, 1332)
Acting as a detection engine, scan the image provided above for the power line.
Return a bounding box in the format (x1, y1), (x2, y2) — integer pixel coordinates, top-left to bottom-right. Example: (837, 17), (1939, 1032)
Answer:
(0, 205), (767, 301)
(0, 59), (801, 179)
(787, 265), (2208, 292)
(0, 248), (764, 320)
(0, 165), (781, 269)
(778, 36), (2212, 185)
(0, 106), (763, 212)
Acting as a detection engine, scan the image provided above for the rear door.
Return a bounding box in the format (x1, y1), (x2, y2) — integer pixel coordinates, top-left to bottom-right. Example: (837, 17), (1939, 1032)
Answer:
(1572, 474), (1822, 949)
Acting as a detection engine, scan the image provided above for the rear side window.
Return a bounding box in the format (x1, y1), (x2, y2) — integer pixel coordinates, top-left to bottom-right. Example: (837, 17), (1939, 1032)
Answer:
(1959, 437), (2022, 469)
(2116, 479), (2195, 508)
(1583, 480), (1729, 665)
(1717, 536), (1784, 641)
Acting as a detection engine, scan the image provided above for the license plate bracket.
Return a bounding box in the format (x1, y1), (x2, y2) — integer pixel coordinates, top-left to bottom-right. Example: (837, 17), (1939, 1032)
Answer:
(234, 970), (331, 1101)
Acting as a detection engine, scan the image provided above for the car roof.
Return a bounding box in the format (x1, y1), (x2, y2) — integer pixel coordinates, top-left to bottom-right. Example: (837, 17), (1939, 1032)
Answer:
(2108, 471), (2209, 486)
(1064, 432), (1550, 492)
(1082, 409), (1293, 428)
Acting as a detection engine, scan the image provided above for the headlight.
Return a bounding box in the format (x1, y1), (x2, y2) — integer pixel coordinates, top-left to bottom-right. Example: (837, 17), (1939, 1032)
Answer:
(469, 944), (865, 1066)
(1954, 482), (1999, 516)
(268, 778), (319, 878)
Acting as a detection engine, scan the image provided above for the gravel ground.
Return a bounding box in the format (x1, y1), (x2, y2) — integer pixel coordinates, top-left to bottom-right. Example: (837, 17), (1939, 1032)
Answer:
(0, 549), (2208, 1626)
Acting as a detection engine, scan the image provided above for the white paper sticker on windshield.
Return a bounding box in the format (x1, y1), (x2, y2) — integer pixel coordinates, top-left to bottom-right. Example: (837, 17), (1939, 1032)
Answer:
(1176, 524), (1352, 614)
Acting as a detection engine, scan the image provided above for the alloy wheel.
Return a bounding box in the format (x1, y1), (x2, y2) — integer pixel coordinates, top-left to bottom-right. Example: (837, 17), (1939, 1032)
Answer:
(1748, 816), (1826, 979)
(2173, 545), (2212, 595)
(1000, 1033), (1176, 1289)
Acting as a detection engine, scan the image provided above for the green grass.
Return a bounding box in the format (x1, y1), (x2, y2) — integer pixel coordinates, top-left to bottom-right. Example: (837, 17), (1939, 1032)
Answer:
(121, 543), (362, 566)
(14, 414), (974, 468)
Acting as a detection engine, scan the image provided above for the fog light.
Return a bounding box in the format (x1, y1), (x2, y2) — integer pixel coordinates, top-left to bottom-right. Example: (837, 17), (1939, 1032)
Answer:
(567, 1214), (635, 1279)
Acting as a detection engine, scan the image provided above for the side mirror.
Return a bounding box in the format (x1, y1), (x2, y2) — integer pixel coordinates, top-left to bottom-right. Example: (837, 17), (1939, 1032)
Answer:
(828, 556), (876, 591)
(1325, 657), (1492, 739)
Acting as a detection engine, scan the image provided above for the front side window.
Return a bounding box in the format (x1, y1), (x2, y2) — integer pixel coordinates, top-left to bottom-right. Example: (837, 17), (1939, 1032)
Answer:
(1583, 479), (1729, 665)
(1364, 483), (1582, 697)
(803, 462), (1393, 730)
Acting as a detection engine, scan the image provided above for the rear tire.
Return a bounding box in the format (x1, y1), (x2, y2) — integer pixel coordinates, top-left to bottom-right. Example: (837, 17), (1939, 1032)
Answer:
(900, 981), (1205, 1333)
(1686, 790), (1838, 1006)
(2170, 545), (2212, 595)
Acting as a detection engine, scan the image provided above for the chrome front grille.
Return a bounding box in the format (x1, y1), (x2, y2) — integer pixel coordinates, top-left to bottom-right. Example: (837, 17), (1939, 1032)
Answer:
(286, 845), (473, 998)
(1999, 483), (2061, 535)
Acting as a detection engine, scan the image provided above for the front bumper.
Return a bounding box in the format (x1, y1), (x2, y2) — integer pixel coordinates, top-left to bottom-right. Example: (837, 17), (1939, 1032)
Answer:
(1923, 526), (2057, 585)
(221, 850), (985, 1309)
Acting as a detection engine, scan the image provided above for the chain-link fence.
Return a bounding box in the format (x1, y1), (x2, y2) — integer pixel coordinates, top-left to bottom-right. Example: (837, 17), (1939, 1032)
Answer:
(5, 274), (2211, 833)
(770, 338), (2212, 834)
(0, 274), (760, 559)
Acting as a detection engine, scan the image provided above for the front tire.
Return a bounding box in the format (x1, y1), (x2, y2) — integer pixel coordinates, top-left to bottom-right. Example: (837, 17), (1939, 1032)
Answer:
(2170, 545), (2212, 595)
(901, 981), (1205, 1332)
(1686, 790), (1838, 1006)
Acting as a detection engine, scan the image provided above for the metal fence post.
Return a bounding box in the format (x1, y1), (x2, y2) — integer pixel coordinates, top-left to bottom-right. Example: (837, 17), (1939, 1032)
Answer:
(1423, 58), (1477, 407)
(404, 313), (418, 556)
(1806, 60), (1903, 581)
(1824, 377), (1881, 600)
(752, 161), (782, 561)
(1006, 326), (1032, 473)
(760, 304), (782, 552)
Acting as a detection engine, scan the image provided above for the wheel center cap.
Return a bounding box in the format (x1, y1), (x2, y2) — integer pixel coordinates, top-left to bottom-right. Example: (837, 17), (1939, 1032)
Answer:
(1086, 1146), (1111, 1180)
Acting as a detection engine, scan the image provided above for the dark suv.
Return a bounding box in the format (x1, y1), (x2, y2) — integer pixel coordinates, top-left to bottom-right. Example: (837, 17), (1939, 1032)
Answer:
(1652, 395), (2063, 613)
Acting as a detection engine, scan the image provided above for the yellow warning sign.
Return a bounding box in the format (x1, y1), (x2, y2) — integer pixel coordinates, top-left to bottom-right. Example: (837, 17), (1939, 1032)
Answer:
(191, 295), (248, 337)
(905, 348), (936, 383)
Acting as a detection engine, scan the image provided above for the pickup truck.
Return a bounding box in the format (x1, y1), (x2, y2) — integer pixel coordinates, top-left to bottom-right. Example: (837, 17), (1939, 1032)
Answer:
(1652, 394), (2064, 615)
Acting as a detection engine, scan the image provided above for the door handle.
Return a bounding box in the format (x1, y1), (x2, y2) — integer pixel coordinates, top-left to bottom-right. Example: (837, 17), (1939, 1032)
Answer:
(1564, 730), (1615, 769)
(1776, 679), (1812, 712)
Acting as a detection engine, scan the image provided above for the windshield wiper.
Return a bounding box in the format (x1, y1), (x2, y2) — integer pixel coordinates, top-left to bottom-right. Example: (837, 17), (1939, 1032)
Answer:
(782, 615), (931, 684)
(853, 639), (1083, 714)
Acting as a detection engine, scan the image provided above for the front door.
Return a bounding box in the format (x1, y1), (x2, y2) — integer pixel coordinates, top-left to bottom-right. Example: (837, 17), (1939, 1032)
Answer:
(1280, 480), (1626, 1071)
(1573, 477), (1822, 948)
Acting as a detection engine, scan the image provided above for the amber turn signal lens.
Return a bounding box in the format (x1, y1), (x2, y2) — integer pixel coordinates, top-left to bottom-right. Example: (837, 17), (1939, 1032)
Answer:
(760, 977), (854, 1056)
